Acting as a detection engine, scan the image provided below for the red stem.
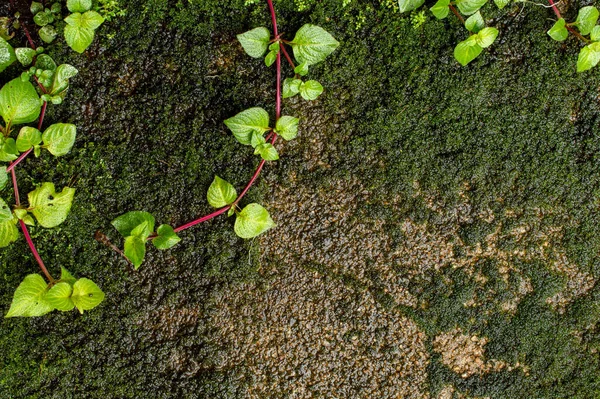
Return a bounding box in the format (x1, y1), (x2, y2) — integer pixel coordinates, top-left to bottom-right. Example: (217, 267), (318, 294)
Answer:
(21, 24), (36, 50)
(20, 220), (55, 283)
(449, 5), (465, 25)
(7, 102), (45, 172)
(281, 44), (296, 70)
(547, 0), (589, 43)
(172, 0), (282, 234)
(548, 0), (561, 18)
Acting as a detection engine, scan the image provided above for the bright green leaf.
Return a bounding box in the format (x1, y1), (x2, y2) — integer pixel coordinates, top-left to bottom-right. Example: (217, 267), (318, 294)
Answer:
(275, 116), (299, 140)
(250, 131), (266, 148)
(454, 36), (483, 65)
(64, 25), (95, 53)
(254, 143), (279, 161)
(0, 218), (18, 247)
(577, 44), (600, 72)
(35, 54), (56, 71)
(38, 25), (58, 44)
(547, 18), (568, 41)
(46, 282), (74, 311)
(575, 6), (599, 36)
(475, 27), (498, 48)
(31, 1), (44, 14)
(234, 203), (275, 239)
(283, 78), (302, 98)
(430, 0), (450, 19)
(0, 138), (18, 162)
(494, 0), (510, 9)
(42, 123), (76, 156)
(16, 126), (42, 152)
(13, 208), (27, 220)
(236, 27), (270, 58)
(398, 0), (425, 13)
(465, 11), (485, 33)
(455, 0), (487, 15)
(265, 49), (277, 66)
(591, 25), (600, 41)
(60, 267), (77, 285)
(34, 11), (53, 27)
(269, 41), (280, 52)
(67, 0), (92, 13)
(15, 47), (36, 66)
(131, 221), (152, 240)
(290, 24), (340, 66)
(49, 64), (78, 96)
(28, 183), (76, 228)
(112, 211), (155, 237)
(0, 166), (7, 190)
(224, 107), (270, 145)
(207, 175), (237, 208)
(0, 197), (12, 223)
(0, 78), (42, 126)
(5, 274), (53, 318)
(65, 11), (104, 30)
(294, 62), (309, 76)
(299, 80), (323, 100)
(152, 224), (181, 250)
(71, 278), (105, 313)
(124, 235), (146, 269)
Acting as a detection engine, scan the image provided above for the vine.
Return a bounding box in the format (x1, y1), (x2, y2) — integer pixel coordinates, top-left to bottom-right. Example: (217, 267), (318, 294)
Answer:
(2, 0), (106, 318)
(110, 1), (339, 269)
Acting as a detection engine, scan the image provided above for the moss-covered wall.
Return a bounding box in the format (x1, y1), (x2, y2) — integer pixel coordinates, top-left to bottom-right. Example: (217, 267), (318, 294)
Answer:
(1, 0), (600, 397)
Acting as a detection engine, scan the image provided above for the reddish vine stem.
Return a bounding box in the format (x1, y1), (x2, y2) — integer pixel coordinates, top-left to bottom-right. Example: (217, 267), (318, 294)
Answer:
(21, 24), (36, 50)
(281, 45), (296, 69)
(171, 0), (282, 233)
(547, 0), (589, 42)
(449, 5), (465, 25)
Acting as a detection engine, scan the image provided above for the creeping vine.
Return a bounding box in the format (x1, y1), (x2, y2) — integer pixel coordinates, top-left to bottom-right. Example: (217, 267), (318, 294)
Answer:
(110, 0), (339, 268)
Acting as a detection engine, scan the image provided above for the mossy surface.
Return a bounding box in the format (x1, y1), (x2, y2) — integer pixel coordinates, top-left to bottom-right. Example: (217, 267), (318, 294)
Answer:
(1, 0), (600, 397)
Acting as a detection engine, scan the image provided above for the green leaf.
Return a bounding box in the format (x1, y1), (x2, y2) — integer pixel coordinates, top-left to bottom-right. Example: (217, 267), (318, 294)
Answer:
(71, 278), (105, 313)
(455, 0), (487, 15)
(398, 0), (425, 13)
(475, 27), (498, 48)
(41, 123), (76, 156)
(152, 224), (181, 250)
(575, 6), (599, 36)
(494, 0), (510, 9)
(0, 166), (7, 190)
(430, 0), (450, 19)
(112, 211), (155, 237)
(64, 25), (95, 53)
(67, 0), (92, 13)
(28, 183), (76, 228)
(0, 17), (13, 41)
(465, 11), (485, 33)
(234, 203), (275, 239)
(13, 208), (26, 220)
(35, 54), (56, 72)
(283, 78), (302, 98)
(265, 50), (277, 66)
(454, 36), (483, 66)
(227, 206), (236, 217)
(294, 62), (309, 76)
(236, 27), (270, 58)
(131, 221), (152, 240)
(299, 80), (323, 100)
(577, 43), (600, 72)
(50, 64), (78, 95)
(124, 235), (146, 269)
(5, 274), (53, 318)
(250, 131), (266, 148)
(591, 25), (600, 41)
(45, 282), (75, 311)
(290, 24), (340, 66)
(0, 197), (12, 223)
(254, 143), (279, 161)
(548, 18), (568, 42)
(0, 78), (42, 126)
(275, 116), (300, 140)
(33, 12), (53, 27)
(0, 138), (18, 162)
(15, 48), (36, 66)
(207, 175), (237, 208)
(60, 267), (77, 285)
(0, 218), (18, 248)
(224, 107), (270, 145)
(65, 11), (104, 30)
(39, 26), (58, 44)
(16, 126), (42, 152)
(31, 2), (44, 14)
